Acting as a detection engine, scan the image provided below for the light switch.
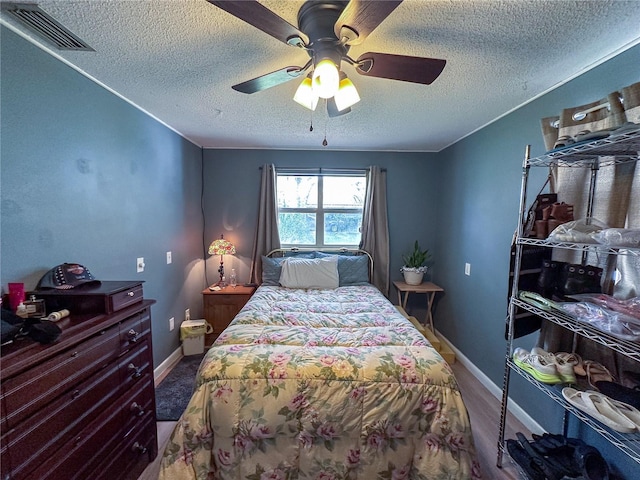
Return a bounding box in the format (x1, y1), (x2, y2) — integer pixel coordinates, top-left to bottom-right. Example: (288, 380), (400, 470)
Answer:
(137, 257), (145, 273)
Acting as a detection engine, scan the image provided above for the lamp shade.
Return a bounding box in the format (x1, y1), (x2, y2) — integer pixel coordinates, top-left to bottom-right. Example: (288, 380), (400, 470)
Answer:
(208, 236), (236, 256)
(333, 75), (360, 112)
(312, 58), (340, 99)
(293, 76), (319, 111)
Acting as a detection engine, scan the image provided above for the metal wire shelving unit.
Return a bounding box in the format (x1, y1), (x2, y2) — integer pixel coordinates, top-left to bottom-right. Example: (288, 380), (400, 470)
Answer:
(496, 128), (640, 468)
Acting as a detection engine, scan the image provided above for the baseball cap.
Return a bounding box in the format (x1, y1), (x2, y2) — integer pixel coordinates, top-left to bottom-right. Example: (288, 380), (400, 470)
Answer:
(36, 263), (101, 290)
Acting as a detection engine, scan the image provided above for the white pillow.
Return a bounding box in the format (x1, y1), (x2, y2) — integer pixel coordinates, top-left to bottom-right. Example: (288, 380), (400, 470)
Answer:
(279, 256), (339, 289)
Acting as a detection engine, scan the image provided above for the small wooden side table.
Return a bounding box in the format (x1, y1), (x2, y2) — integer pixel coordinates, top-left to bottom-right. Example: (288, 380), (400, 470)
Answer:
(393, 280), (444, 332)
(202, 285), (256, 345)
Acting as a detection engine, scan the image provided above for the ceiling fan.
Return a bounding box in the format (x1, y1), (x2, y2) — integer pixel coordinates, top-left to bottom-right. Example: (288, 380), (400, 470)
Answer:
(207, 0), (446, 117)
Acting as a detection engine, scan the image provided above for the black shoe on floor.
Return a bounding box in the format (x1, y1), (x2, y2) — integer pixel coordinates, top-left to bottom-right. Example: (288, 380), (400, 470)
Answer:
(506, 439), (546, 480)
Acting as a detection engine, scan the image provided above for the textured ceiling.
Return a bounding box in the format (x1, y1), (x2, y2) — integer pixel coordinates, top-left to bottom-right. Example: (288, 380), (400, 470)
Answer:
(2, 0), (640, 151)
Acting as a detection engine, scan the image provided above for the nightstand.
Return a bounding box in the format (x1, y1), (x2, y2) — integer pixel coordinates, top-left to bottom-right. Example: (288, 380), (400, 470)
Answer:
(202, 285), (256, 345)
(393, 280), (444, 332)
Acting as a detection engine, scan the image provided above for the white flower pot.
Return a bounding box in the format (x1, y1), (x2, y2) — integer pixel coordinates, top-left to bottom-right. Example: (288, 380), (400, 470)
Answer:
(403, 270), (424, 285)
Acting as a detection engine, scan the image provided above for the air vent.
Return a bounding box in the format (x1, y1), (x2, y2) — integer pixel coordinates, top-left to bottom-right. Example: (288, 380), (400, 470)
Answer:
(3, 3), (93, 51)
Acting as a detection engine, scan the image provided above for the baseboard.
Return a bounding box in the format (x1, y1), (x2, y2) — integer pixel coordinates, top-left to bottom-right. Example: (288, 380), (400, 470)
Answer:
(435, 329), (544, 435)
(154, 346), (183, 386)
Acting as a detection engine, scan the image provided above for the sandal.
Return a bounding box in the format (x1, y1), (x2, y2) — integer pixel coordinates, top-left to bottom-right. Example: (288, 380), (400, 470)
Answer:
(562, 387), (637, 433)
(556, 352), (585, 376)
(609, 398), (640, 430)
(583, 361), (614, 390)
(519, 291), (562, 313)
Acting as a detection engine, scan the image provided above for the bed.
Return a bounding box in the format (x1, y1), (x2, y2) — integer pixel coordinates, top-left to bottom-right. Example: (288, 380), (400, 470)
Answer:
(159, 251), (481, 479)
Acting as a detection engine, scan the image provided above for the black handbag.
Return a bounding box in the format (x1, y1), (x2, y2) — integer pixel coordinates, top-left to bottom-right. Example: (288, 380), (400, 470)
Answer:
(536, 261), (603, 299)
(506, 244), (552, 339)
(561, 264), (603, 296)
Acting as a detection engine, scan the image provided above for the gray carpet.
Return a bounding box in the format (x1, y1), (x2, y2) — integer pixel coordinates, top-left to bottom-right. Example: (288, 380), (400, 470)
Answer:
(155, 353), (205, 421)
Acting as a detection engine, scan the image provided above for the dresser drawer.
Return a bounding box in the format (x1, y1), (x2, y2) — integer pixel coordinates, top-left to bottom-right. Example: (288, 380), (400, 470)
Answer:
(120, 376), (154, 441)
(13, 395), (124, 480)
(2, 325), (120, 428)
(119, 308), (151, 352)
(119, 340), (152, 394)
(94, 417), (157, 480)
(110, 283), (144, 312)
(4, 362), (120, 480)
(31, 281), (144, 314)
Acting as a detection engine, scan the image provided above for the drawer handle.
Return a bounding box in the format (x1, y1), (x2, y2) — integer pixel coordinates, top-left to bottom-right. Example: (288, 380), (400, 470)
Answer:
(128, 363), (142, 379)
(127, 329), (140, 343)
(71, 389), (81, 400)
(127, 291), (135, 297)
(71, 351), (79, 358)
(132, 442), (147, 454)
(130, 402), (145, 417)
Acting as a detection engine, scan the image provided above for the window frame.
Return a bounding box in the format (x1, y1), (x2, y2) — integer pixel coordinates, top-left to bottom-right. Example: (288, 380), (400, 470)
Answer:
(276, 168), (366, 249)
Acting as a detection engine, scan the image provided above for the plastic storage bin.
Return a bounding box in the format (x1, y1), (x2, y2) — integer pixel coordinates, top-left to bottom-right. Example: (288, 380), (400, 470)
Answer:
(180, 319), (211, 356)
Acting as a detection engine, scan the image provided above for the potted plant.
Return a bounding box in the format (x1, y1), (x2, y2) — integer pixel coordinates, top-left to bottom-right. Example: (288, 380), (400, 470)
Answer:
(401, 241), (431, 285)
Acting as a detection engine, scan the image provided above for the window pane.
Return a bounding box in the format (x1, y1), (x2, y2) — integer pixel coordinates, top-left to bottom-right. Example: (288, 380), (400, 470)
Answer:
(278, 212), (316, 244)
(277, 176), (318, 208)
(323, 176), (366, 209)
(324, 212), (362, 245)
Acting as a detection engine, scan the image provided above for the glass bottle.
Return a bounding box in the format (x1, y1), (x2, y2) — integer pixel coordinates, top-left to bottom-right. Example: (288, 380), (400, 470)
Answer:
(230, 269), (237, 288)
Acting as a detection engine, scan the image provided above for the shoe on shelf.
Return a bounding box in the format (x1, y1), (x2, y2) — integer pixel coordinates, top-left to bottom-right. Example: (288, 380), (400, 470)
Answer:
(583, 360), (614, 390)
(506, 438), (546, 480)
(513, 347), (564, 384)
(529, 433), (610, 480)
(562, 387), (638, 433)
(531, 347), (579, 384)
(608, 397), (640, 430)
(595, 381), (640, 410)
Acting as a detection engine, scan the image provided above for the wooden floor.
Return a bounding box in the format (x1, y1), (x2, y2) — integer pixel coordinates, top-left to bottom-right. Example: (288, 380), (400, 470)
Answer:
(139, 360), (529, 480)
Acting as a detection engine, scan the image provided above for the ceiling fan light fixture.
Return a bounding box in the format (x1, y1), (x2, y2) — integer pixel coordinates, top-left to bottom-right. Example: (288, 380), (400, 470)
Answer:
(334, 75), (360, 112)
(293, 76), (319, 111)
(312, 58), (340, 99)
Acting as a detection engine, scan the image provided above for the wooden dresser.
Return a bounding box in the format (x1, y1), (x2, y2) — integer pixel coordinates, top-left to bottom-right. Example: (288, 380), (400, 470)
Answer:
(1, 282), (157, 480)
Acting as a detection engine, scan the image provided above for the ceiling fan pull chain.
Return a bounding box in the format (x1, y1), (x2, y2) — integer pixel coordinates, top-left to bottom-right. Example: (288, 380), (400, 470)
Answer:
(323, 117), (328, 146)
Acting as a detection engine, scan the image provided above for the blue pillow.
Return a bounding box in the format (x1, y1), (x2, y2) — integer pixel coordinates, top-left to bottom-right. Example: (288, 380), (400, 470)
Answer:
(261, 256), (283, 285)
(315, 253), (370, 286)
(261, 252), (317, 285)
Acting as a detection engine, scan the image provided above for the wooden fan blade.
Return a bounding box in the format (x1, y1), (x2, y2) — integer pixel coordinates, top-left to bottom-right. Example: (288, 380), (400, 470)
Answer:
(355, 52), (446, 85)
(208, 1), (309, 47)
(232, 67), (307, 94)
(334, 0), (403, 45)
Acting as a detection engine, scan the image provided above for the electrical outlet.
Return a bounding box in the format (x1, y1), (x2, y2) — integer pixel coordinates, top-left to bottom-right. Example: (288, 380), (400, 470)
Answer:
(169, 317), (174, 331)
(185, 308), (190, 321)
(465, 263), (471, 276)
(166, 251), (172, 264)
(137, 257), (145, 273)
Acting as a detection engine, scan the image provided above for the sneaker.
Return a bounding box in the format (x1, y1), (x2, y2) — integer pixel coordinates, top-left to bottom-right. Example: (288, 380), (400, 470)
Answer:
(531, 347), (578, 384)
(513, 347), (564, 384)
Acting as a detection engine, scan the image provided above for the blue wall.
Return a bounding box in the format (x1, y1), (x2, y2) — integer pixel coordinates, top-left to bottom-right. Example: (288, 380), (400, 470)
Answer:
(1, 27), (205, 366)
(200, 149), (440, 289)
(434, 45), (639, 478)
(2, 22), (639, 478)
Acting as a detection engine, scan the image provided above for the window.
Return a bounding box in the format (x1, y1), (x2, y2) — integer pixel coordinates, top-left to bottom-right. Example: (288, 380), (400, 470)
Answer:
(276, 170), (366, 247)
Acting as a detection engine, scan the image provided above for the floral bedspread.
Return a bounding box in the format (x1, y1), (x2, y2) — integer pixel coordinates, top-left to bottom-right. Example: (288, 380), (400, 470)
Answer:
(159, 285), (481, 480)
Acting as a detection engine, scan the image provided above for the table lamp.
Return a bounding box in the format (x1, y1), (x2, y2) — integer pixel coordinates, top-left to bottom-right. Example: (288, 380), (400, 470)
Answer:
(208, 234), (236, 286)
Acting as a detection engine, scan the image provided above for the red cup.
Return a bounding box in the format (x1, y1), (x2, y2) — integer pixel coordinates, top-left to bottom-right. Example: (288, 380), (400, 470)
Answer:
(8, 282), (25, 311)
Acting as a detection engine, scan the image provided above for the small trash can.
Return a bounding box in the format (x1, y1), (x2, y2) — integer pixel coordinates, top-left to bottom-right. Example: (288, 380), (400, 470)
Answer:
(180, 319), (212, 356)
